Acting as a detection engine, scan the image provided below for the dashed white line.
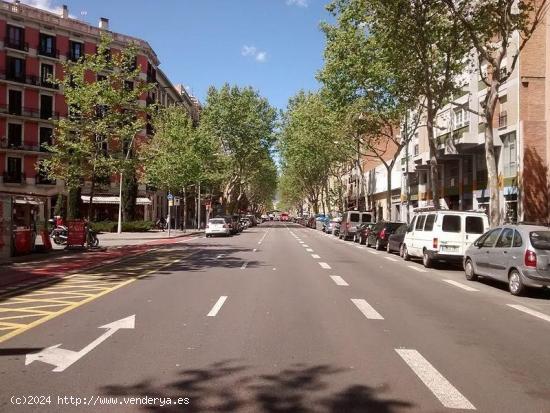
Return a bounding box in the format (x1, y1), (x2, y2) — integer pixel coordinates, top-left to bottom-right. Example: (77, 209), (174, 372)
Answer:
(443, 279), (479, 292)
(507, 304), (550, 323)
(395, 349), (475, 410)
(306, 248), (313, 252)
(311, 254), (321, 259)
(216, 254), (225, 259)
(384, 256), (398, 262)
(253, 248), (257, 252)
(302, 244), (310, 248)
(240, 262), (248, 270)
(351, 298), (384, 320)
(298, 241), (304, 244)
(408, 265), (427, 272)
(258, 230), (269, 245)
(330, 275), (349, 286)
(367, 250), (379, 255)
(319, 262), (331, 269)
(207, 296), (228, 317)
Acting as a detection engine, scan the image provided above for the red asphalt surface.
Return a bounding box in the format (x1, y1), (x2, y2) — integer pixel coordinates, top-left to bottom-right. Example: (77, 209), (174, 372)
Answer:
(0, 234), (197, 289)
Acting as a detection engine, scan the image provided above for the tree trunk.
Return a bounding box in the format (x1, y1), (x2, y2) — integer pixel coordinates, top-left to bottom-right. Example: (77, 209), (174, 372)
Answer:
(386, 165), (392, 220)
(87, 171), (96, 222)
(67, 187), (82, 219)
(426, 111), (441, 209)
(485, 81), (501, 226)
(183, 186), (187, 232)
(122, 171), (138, 222)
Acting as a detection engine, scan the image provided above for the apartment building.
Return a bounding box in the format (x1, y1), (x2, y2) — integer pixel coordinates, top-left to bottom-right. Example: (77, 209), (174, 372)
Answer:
(0, 0), (198, 232)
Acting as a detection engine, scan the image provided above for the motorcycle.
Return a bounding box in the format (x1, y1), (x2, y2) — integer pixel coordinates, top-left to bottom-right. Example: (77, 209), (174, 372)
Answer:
(51, 225), (68, 245)
(86, 226), (100, 248)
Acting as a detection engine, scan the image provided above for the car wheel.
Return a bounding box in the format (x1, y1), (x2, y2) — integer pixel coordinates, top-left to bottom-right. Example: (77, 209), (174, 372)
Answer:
(359, 236), (365, 245)
(375, 239), (382, 250)
(464, 258), (477, 281)
(422, 249), (433, 268)
(353, 234), (357, 243)
(386, 243), (391, 253)
(402, 244), (410, 261)
(509, 269), (526, 296)
(366, 237), (371, 247)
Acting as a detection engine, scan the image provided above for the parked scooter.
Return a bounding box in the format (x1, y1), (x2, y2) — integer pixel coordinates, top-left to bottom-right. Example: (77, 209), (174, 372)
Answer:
(51, 225), (68, 245)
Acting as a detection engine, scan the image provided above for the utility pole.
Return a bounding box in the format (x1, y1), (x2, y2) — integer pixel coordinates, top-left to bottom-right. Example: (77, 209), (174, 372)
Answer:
(355, 137), (360, 210)
(197, 182), (201, 230)
(405, 112), (411, 224)
(183, 186), (187, 233)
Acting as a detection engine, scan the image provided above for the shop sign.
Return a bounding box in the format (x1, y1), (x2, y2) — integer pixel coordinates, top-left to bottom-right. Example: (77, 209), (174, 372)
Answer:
(67, 220), (86, 247)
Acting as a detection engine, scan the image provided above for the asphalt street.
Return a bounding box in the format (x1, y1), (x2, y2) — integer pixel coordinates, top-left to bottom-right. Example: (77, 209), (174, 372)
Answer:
(1, 221), (550, 412)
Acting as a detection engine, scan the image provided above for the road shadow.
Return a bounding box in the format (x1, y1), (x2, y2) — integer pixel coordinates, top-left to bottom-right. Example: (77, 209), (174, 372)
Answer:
(0, 347), (43, 356)
(101, 360), (414, 413)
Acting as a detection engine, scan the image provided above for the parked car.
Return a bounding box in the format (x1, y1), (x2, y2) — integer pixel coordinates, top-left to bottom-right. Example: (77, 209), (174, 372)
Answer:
(366, 221), (405, 250)
(307, 216), (316, 228)
(355, 223), (375, 244)
(316, 215), (329, 230)
(402, 210), (489, 268)
(339, 211), (374, 240)
(246, 214), (258, 227)
(206, 218), (231, 237)
(464, 224), (550, 296)
(326, 217), (342, 235)
(386, 223), (408, 254)
(240, 217), (251, 229)
(222, 215), (240, 235)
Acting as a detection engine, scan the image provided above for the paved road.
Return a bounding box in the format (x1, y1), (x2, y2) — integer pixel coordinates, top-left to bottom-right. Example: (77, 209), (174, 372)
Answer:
(1, 222), (550, 412)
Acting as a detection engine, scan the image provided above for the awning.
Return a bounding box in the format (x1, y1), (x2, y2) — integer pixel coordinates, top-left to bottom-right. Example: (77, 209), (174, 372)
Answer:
(81, 195), (152, 206)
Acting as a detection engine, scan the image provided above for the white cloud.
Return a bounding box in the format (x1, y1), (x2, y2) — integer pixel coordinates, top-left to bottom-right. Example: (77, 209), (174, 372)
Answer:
(21, 0), (61, 13)
(286, 0), (308, 7)
(241, 45), (268, 63)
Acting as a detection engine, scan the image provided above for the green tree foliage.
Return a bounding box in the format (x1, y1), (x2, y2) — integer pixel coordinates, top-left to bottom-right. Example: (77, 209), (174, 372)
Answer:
(279, 91), (352, 214)
(444, 0), (549, 225)
(42, 34), (153, 220)
(198, 84), (277, 213)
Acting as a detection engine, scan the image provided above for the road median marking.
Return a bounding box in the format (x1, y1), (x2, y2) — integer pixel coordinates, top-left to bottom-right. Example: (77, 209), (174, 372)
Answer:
(351, 298), (384, 320)
(319, 262), (331, 269)
(507, 304), (550, 323)
(330, 276), (348, 286)
(306, 248), (314, 252)
(311, 254), (321, 259)
(408, 265), (427, 272)
(395, 349), (475, 410)
(207, 296), (228, 317)
(443, 280), (479, 292)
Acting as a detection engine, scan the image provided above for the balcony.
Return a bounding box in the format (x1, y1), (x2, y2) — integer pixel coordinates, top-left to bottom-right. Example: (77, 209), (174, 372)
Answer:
(4, 37), (28, 52)
(1, 71), (59, 89)
(38, 47), (59, 59)
(3, 171), (25, 183)
(67, 51), (83, 62)
(36, 173), (55, 185)
(0, 104), (59, 120)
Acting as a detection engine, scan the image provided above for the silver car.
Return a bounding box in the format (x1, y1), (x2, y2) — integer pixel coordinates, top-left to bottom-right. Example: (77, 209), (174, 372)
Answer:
(463, 224), (550, 295)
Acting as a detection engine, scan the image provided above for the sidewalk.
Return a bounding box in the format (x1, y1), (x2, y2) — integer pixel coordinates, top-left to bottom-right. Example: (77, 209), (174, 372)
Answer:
(0, 230), (203, 290)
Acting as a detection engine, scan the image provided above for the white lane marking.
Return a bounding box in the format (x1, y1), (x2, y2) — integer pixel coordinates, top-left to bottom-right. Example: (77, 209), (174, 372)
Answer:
(216, 254), (225, 259)
(319, 262), (331, 269)
(351, 298), (384, 320)
(258, 230), (269, 245)
(408, 265), (427, 272)
(395, 349), (475, 410)
(306, 248), (314, 252)
(330, 275), (349, 286)
(207, 296), (228, 317)
(443, 279), (479, 292)
(240, 262), (248, 270)
(302, 244), (310, 248)
(253, 248), (257, 252)
(311, 254), (321, 259)
(507, 304), (550, 323)
(384, 256), (398, 262)
(299, 241), (304, 244)
(355, 245), (363, 249)
(367, 250), (379, 255)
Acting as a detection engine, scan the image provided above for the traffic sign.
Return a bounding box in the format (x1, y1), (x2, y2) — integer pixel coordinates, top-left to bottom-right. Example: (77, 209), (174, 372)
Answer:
(167, 193), (174, 201)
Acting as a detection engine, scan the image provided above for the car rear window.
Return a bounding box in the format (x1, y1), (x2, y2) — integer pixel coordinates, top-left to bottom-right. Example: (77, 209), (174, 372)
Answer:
(210, 219), (225, 224)
(361, 213), (372, 222)
(396, 224), (407, 234)
(465, 216), (484, 234)
(415, 215), (426, 230)
(442, 215), (461, 232)
(424, 215), (436, 231)
(513, 230), (523, 247)
(350, 213), (360, 222)
(530, 231), (550, 250)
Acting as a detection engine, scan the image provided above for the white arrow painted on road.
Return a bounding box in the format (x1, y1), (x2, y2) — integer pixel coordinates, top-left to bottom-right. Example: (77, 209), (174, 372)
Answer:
(25, 315), (135, 372)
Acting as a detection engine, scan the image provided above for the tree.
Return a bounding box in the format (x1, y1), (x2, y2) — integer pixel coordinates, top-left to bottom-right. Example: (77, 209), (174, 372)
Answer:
(321, 0), (469, 209)
(42, 34), (152, 220)
(444, 0), (549, 225)
(279, 91), (352, 214)
(245, 154), (278, 214)
(198, 84), (277, 213)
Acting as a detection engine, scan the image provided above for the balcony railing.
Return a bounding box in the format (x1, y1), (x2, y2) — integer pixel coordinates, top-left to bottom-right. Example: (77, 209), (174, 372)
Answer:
(36, 173), (55, 185)
(0, 103), (59, 120)
(67, 51), (83, 62)
(1, 71), (59, 89)
(4, 37), (28, 51)
(3, 171), (25, 183)
(38, 47), (59, 59)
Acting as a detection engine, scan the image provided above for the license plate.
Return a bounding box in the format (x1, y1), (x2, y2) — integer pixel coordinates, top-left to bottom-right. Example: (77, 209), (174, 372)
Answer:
(441, 245), (459, 252)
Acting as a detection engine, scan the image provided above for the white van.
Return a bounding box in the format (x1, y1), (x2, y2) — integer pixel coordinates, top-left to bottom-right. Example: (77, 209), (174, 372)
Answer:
(402, 210), (489, 268)
(339, 211), (374, 240)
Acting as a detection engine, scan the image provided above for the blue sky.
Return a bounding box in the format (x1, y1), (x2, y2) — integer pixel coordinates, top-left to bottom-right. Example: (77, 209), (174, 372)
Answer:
(24, 0), (333, 110)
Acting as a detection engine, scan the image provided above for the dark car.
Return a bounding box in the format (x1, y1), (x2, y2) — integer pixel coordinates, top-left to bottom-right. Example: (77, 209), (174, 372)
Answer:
(366, 221), (405, 250)
(386, 223), (408, 255)
(222, 215), (239, 234)
(356, 223), (375, 244)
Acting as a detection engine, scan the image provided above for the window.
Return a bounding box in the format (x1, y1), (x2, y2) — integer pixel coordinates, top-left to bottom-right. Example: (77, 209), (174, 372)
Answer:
(6, 25), (25, 50)
(513, 231), (523, 248)
(465, 216), (484, 234)
(413, 144), (419, 156)
(40, 95), (53, 119)
(442, 215), (461, 232)
(39, 33), (56, 57)
(480, 228), (501, 248)
(7, 123), (22, 147)
(408, 216), (416, 232)
(40, 63), (54, 86)
(8, 90), (22, 115)
(6, 157), (22, 182)
(361, 213), (372, 223)
(502, 132), (517, 177)
(529, 231), (550, 250)
(6, 56), (25, 82)
(496, 228), (514, 248)
(349, 213), (360, 222)
(424, 214), (436, 231)
(39, 127), (52, 151)
(146, 62), (156, 83)
(124, 80), (134, 91)
(69, 41), (83, 61)
(454, 109), (463, 128)
(415, 215), (426, 230)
